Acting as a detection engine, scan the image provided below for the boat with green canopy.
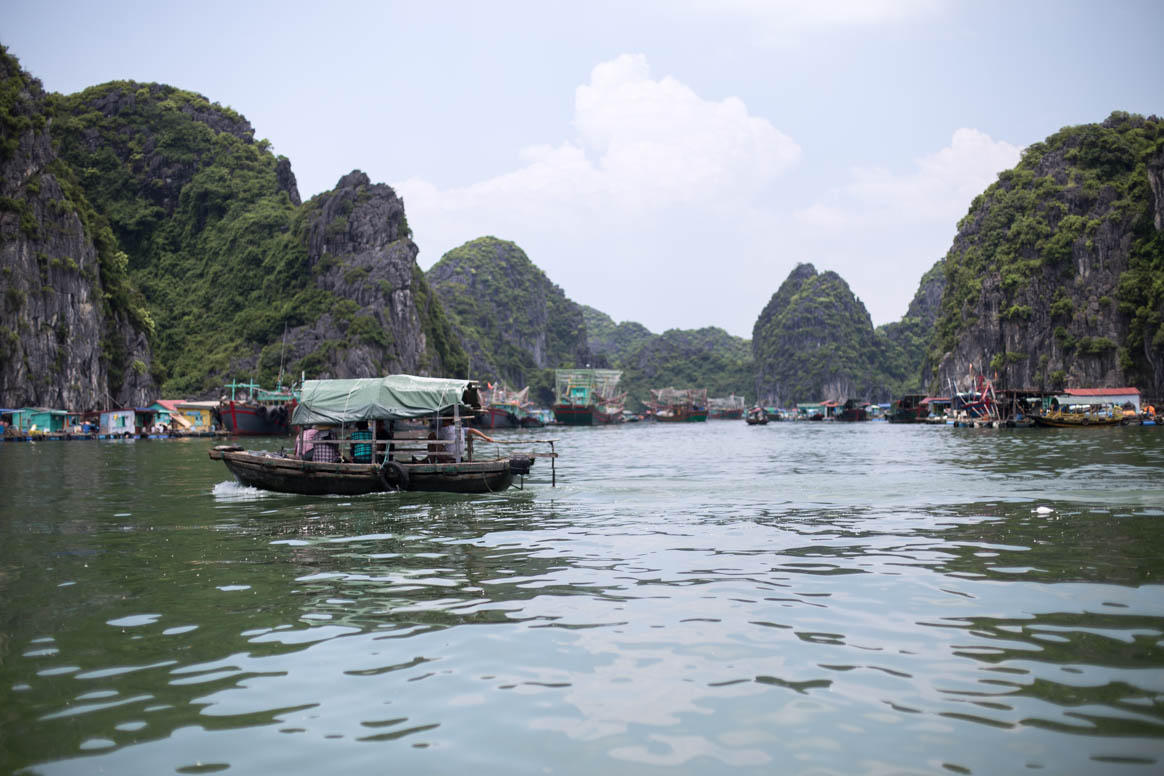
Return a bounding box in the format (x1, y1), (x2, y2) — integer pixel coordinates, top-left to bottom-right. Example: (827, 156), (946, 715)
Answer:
(209, 375), (557, 495)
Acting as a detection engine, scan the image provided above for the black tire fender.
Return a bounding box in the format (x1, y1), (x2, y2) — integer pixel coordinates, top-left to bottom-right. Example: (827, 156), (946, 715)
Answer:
(1081, 417), (1089, 426)
(379, 460), (409, 491)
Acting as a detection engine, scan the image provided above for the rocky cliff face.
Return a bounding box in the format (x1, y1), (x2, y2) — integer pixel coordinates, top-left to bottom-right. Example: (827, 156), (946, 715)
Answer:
(0, 48), (152, 409)
(276, 171), (465, 379)
(928, 113), (1164, 396)
(752, 263), (883, 405)
(873, 259), (945, 395)
(582, 305), (655, 366)
(49, 74), (462, 395)
(427, 237), (591, 400)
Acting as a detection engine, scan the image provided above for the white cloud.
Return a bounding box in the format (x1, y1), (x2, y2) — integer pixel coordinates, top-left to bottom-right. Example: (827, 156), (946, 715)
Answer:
(396, 54), (802, 329)
(795, 128), (1022, 226)
(400, 54), (799, 226)
(573, 54), (800, 207)
(396, 57), (1023, 338)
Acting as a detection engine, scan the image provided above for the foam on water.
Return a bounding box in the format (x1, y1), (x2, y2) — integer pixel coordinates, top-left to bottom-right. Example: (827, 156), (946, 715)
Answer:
(211, 480), (269, 500)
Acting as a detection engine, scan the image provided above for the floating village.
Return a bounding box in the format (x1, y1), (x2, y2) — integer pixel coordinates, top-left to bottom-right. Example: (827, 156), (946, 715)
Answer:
(3, 368), (1156, 442)
(1, 368), (1158, 497)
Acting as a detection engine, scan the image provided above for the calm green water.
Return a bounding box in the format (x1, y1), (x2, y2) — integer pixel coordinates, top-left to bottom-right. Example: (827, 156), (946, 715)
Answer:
(2, 423), (1162, 775)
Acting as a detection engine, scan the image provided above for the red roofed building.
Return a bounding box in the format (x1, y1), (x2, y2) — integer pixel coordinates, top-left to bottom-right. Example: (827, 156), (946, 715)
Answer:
(1057, 388), (1141, 412)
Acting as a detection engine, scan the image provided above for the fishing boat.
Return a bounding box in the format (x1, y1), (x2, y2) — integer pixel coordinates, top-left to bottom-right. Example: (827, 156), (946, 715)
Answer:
(215, 380), (298, 436)
(708, 395), (746, 420)
(649, 387), (709, 422)
(553, 369), (625, 425)
(1032, 406), (1124, 428)
(949, 374), (996, 421)
(889, 394), (931, 423)
(474, 384), (543, 429)
(836, 398), (869, 422)
(209, 375), (556, 495)
(745, 407), (768, 425)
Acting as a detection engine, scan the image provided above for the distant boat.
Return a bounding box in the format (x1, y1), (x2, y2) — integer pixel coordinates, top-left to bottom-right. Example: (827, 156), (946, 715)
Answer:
(746, 407), (768, 425)
(474, 384), (539, 429)
(1032, 408), (1124, 428)
(216, 380), (297, 436)
(553, 369), (625, 426)
(889, 394), (931, 423)
(708, 395), (746, 420)
(649, 387), (709, 423)
(836, 398), (869, 422)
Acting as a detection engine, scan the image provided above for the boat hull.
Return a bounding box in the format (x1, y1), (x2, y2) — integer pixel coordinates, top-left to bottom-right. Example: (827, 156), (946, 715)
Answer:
(553, 404), (620, 425)
(210, 448), (519, 494)
(655, 409), (708, 422)
(1032, 413), (1124, 428)
(474, 406), (520, 429)
(709, 409), (744, 420)
(217, 402), (293, 436)
(888, 412), (928, 423)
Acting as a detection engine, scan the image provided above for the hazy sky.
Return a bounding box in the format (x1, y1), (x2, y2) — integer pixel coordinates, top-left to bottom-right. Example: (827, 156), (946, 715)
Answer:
(6, 0), (1162, 337)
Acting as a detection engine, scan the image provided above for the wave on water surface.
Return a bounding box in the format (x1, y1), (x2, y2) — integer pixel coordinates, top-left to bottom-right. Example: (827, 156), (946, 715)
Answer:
(211, 480), (269, 500)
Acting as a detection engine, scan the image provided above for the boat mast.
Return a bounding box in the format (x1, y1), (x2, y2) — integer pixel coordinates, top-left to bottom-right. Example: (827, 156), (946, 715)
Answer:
(276, 321), (288, 391)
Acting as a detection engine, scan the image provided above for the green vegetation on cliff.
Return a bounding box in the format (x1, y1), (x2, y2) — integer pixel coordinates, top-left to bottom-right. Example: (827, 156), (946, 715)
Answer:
(1, 47), (151, 401)
(874, 259), (944, 396)
(618, 327), (753, 410)
(45, 81), (462, 395)
(49, 81), (314, 393)
(427, 237), (589, 403)
(753, 264), (882, 405)
(582, 305), (654, 365)
(930, 112), (1163, 394)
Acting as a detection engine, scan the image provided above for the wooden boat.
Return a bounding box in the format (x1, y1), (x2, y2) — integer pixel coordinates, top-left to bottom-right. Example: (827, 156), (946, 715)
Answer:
(553, 369), (625, 426)
(745, 407), (768, 425)
(836, 398), (869, 422)
(654, 406), (709, 422)
(475, 405), (520, 429)
(209, 446), (528, 495)
(708, 395), (746, 420)
(649, 387), (709, 423)
(474, 384), (540, 429)
(216, 381), (298, 436)
(208, 375), (556, 495)
(889, 394), (931, 423)
(1032, 409), (1124, 428)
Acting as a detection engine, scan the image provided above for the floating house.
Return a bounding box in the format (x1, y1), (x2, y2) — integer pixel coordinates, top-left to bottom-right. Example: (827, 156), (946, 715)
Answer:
(148, 400), (181, 426)
(7, 407), (68, 434)
(1055, 387), (1141, 413)
(797, 401), (839, 420)
(177, 401), (220, 431)
(100, 408), (158, 437)
(147, 399), (216, 432)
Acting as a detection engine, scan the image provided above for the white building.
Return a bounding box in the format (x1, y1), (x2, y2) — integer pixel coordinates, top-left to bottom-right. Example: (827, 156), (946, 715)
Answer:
(1055, 387), (1141, 412)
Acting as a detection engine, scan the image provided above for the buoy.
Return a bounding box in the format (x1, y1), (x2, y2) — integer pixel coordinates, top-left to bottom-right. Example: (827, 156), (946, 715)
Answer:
(1034, 505), (1054, 514)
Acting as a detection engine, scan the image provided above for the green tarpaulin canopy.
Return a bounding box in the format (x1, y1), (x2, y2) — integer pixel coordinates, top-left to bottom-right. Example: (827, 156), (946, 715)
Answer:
(290, 376), (474, 426)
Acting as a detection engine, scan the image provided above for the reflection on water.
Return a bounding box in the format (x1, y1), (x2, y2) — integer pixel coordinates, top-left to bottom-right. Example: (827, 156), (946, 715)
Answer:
(1, 425), (1162, 774)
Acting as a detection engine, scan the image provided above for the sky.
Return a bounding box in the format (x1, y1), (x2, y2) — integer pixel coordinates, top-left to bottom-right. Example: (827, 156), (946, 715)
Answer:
(6, 0), (1163, 337)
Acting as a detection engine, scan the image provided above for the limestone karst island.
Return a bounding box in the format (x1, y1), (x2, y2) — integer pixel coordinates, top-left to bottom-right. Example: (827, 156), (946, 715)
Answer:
(4, 8), (1164, 773)
(3, 45), (1162, 457)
